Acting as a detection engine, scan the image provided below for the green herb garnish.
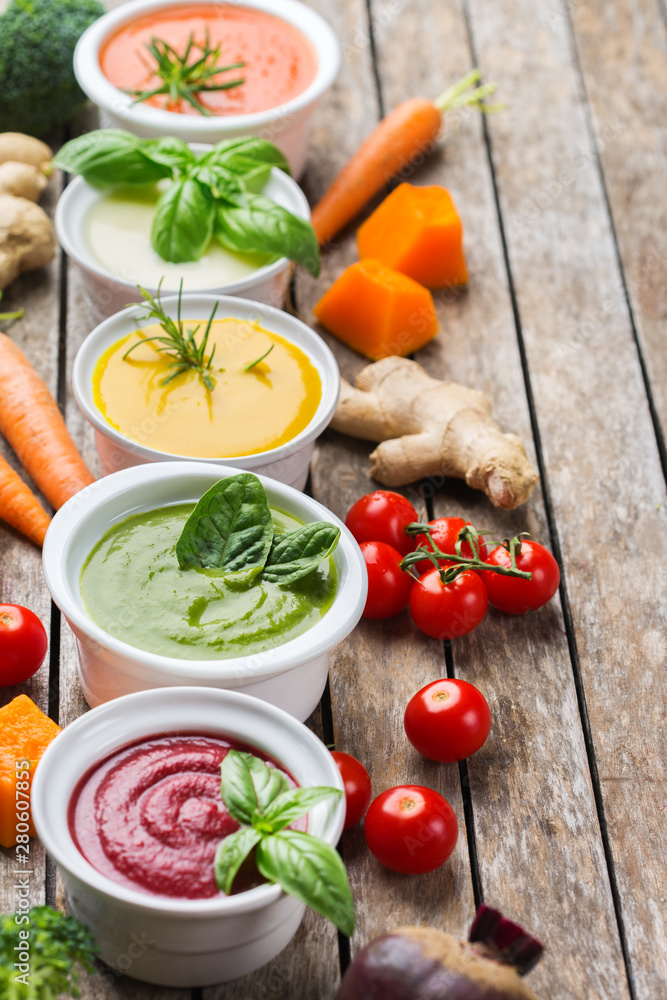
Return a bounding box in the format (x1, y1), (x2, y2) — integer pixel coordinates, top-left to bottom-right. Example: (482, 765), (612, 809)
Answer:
(125, 32), (245, 115)
(53, 131), (320, 275)
(244, 343), (274, 371)
(175, 473), (340, 585)
(215, 750), (355, 936)
(124, 281), (218, 391)
(0, 905), (97, 1000)
(0, 291), (23, 322)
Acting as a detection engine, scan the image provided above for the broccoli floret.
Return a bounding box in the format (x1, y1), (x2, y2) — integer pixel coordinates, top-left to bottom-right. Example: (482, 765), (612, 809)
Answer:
(0, 0), (105, 136)
(0, 905), (97, 999)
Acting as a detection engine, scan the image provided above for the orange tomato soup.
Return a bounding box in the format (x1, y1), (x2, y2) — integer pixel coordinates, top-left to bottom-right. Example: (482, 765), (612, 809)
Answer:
(100, 3), (318, 116)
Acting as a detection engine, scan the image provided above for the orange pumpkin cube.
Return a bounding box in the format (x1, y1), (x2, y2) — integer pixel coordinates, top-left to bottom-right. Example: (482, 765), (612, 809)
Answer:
(0, 694), (61, 847)
(357, 183), (468, 289)
(313, 259), (439, 361)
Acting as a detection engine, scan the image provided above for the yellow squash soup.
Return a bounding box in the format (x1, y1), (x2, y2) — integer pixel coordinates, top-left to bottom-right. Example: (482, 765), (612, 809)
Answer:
(93, 318), (322, 457)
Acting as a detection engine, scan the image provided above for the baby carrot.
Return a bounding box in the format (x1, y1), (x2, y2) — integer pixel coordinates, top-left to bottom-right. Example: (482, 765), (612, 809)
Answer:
(0, 453), (50, 546)
(311, 70), (499, 246)
(0, 334), (95, 510)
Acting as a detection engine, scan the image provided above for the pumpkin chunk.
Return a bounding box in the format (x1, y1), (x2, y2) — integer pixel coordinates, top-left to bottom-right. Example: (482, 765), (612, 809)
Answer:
(0, 694), (61, 847)
(313, 259), (438, 360)
(357, 183), (468, 289)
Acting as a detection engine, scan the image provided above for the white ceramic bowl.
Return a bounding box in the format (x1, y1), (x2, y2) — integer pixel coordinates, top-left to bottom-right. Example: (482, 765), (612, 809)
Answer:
(55, 163), (311, 322)
(42, 462), (366, 718)
(73, 0), (340, 178)
(31, 686), (346, 986)
(71, 293), (340, 490)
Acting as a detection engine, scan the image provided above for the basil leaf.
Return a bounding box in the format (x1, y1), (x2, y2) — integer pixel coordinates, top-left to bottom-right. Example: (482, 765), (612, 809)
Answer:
(143, 136), (196, 172)
(53, 130), (172, 188)
(201, 137), (290, 177)
(215, 195), (320, 277)
(175, 473), (274, 578)
(262, 523), (340, 585)
(214, 826), (261, 894)
(260, 787), (342, 833)
(256, 831), (356, 937)
(190, 163), (246, 204)
(220, 750), (289, 824)
(151, 177), (214, 263)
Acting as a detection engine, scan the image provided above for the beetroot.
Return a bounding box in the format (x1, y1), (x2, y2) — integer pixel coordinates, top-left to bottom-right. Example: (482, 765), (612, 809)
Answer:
(336, 905), (543, 1000)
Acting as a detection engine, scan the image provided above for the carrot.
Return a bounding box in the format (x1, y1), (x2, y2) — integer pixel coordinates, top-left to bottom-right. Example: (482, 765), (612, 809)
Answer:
(311, 70), (500, 246)
(0, 453), (51, 546)
(0, 334), (95, 510)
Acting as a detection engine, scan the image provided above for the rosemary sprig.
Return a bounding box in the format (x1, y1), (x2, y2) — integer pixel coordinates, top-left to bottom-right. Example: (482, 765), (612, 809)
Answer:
(124, 281), (219, 391)
(125, 31), (245, 116)
(244, 343), (274, 371)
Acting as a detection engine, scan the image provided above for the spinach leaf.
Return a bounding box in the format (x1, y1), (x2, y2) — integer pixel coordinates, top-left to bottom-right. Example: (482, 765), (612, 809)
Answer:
(215, 195), (321, 277)
(151, 176), (214, 263)
(262, 523), (340, 585)
(53, 130), (172, 188)
(256, 831), (356, 937)
(214, 826), (261, 894)
(220, 750), (289, 825)
(175, 473), (274, 577)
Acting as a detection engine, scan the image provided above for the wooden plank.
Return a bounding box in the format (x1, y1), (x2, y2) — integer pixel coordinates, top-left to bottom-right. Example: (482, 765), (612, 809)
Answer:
(298, 0), (476, 967)
(0, 153), (62, 912)
(465, 0), (667, 996)
(568, 0), (667, 436)
(367, 3), (632, 999)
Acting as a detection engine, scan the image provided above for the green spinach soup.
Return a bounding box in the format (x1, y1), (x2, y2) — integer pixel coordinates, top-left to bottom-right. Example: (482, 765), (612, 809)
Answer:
(80, 503), (338, 660)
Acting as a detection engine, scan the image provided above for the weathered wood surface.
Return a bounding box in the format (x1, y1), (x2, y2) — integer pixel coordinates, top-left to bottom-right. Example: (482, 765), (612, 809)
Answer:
(1, 0), (666, 998)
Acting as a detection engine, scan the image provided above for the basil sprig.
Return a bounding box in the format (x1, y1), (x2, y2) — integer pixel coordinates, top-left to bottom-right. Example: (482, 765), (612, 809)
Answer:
(176, 473), (340, 586)
(53, 131), (320, 276)
(215, 750), (355, 936)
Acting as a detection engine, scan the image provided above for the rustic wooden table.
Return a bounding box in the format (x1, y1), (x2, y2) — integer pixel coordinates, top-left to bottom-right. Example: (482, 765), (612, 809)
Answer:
(1, 1), (666, 998)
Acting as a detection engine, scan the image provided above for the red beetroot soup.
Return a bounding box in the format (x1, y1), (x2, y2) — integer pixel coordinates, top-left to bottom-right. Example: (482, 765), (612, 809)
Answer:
(68, 732), (301, 899)
(100, 3), (318, 116)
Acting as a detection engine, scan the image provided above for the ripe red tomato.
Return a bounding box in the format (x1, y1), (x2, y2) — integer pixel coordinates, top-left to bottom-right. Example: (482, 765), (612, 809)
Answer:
(414, 517), (487, 574)
(0, 604), (48, 686)
(483, 540), (560, 614)
(361, 541), (414, 620)
(346, 491), (417, 556)
(331, 751), (372, 830)
(364, 785), (458, 874)
(404, 679), (491, 762)
(409, 569), (488, 640)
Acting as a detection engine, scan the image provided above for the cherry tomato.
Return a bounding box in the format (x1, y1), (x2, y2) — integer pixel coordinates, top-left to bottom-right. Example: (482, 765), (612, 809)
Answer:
(409, 568), (488, 640)
(414, 517), (487, 574)
(0, 604), (48, 686)
(364, 785), (458, 874)
(361, 541), (414, 619)
(483, 540), (560, 614)
(331, 751), (373, 830)
(346, 491), (417, 556)
(404, 679), (491, 762)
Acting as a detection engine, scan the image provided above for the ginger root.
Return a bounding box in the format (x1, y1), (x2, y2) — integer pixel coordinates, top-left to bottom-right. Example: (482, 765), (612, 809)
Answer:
(0, 195), (56, 289)
(0, 133), (55, 289)
(330, 357), (539, 509)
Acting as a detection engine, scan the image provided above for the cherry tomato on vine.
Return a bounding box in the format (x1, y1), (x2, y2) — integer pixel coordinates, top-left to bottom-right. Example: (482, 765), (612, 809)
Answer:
(361, 541), (414, 619)
(364, 785), (459, 874)
(346, 491), (417, 556)
(409, 568), (488, 640)
(331, 751), (372, 830)
(0, 604), (48, 686)
(483, 540), (560, 614)
(413, 517), (487, 574)
(404, 679), (491, 762)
